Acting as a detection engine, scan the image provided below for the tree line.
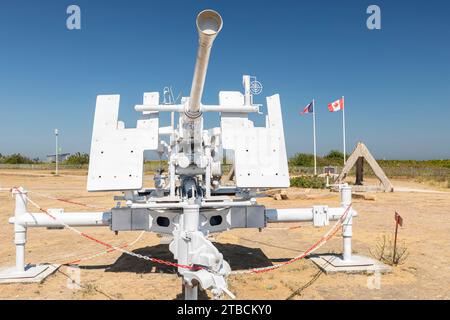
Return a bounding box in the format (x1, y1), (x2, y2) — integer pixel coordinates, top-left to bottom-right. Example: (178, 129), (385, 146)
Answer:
(289, 150), (450, 168)
(289, 150), (348, 167)
(1, 151), (449, 169)
(0, 152), (89, 165)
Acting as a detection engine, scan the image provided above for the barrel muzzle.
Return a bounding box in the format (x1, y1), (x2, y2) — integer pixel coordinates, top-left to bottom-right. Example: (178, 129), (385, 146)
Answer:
(186, 10), (223, 120)
(197, 9), (223, 38)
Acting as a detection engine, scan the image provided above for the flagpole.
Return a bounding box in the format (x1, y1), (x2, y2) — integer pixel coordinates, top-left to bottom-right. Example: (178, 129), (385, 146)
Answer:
(312, 99), (317, 175)
(342, 96), (346, 165)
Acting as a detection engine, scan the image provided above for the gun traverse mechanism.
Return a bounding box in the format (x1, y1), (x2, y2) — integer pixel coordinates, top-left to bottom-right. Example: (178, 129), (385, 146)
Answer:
(86, 9), (289, 299)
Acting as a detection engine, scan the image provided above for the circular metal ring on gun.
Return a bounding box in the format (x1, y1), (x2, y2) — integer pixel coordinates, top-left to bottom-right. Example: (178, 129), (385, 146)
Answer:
(184, 111), (203, 120)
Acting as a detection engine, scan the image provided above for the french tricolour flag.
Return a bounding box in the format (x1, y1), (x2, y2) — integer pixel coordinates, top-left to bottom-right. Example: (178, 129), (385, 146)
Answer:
(300, 101), (314, 115)
(328, 98), (344, 112)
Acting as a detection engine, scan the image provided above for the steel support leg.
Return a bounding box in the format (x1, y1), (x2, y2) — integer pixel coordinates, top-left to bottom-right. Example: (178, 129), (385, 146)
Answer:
(180, 204), (200, 300)
(184, 283), (198, 300)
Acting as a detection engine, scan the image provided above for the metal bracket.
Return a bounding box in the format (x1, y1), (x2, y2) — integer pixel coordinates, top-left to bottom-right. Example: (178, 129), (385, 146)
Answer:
(313, 205), (330, 227)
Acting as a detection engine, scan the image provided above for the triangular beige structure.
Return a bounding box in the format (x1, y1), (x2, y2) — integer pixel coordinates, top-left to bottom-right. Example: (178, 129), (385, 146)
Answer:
(337, 142), (394, 192)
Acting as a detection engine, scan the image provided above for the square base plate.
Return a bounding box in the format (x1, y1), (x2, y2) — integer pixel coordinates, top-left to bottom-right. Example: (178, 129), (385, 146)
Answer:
(0, 264), (59, 284)
(309, 254), (391, 274)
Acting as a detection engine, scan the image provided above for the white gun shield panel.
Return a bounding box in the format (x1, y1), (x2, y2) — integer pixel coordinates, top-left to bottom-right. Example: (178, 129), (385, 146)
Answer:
(221, 93), (290, 188)
(87, 95), (159, 191)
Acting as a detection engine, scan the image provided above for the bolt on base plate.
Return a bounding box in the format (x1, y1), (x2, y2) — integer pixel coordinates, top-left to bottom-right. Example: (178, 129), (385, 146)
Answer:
(0, 264), (59, 284)
(309, 254), (391, 274)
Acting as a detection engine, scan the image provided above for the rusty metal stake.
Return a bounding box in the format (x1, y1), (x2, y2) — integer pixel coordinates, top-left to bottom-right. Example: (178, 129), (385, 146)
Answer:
(393, 211), (403, 265)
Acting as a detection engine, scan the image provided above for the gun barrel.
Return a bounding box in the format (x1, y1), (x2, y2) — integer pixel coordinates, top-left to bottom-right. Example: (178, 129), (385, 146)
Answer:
(186, 9), (223, 119)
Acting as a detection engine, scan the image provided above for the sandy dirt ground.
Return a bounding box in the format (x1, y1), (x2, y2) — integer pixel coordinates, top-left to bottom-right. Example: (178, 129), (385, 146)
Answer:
(0, 170), (449, 300)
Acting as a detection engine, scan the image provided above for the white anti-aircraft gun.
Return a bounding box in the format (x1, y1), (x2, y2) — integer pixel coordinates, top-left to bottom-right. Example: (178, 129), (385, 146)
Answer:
(1, 10), (360, 299)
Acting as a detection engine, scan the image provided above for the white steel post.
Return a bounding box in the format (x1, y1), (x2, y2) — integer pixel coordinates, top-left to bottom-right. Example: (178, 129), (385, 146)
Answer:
(181, 204), (200, 300)
(13, 188), (28, 272)
(243, 75), (251, 106)
(205, 162), (211, 198)
(169, 159), (176, 197)
(312, 99), (317, 176)
(184, 281), (198, 300)
(171, 112), (175, 133)
(54, 128), (59, 175)
(342, 96), (346, 165)
(341, 185), (353, 261)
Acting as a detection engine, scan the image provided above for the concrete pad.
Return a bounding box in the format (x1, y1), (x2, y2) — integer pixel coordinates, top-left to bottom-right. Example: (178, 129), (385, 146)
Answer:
(0, 264), (59, 284)
(309, 254), (391, 274)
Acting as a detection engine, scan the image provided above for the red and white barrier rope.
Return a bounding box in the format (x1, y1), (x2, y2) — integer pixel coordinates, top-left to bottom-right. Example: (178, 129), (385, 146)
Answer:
(26, 191), (107, 210)
(231, 203), (352, 275)
(64, 230), (145, 265)
(9, 187), (351, 275)
(10, 187), (202, 271)
(6, 186), (137, 265)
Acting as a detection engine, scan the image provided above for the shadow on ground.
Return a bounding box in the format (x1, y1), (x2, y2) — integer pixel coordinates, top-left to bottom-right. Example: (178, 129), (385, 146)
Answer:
(97, 243), (274, 274)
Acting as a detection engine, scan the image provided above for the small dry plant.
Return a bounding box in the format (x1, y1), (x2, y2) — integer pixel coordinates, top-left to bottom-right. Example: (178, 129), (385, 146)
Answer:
(370, 234), (409, 266)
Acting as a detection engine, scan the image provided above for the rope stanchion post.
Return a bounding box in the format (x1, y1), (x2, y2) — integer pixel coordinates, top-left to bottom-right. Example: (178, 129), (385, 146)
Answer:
(0, 187), (59, 283)
(12, 187), (28, 272)
(341, 185), (353, 262)
(309, 185), (391, 274)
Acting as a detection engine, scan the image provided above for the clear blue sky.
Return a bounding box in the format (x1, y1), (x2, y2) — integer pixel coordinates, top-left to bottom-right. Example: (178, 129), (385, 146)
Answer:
(0, 0), (449, 160)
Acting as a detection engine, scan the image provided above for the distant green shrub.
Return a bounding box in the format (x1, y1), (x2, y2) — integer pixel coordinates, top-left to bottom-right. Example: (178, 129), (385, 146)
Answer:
(377, 159), (450, 168)
(289, 153), (315, 166)
(64, 152), (89, 165)
(0, 153), (38, 164)
(290, 176), (326, 189)
(324, 150), (346, 162)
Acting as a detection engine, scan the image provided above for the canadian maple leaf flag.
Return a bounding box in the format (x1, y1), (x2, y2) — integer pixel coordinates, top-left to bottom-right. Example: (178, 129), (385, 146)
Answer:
(328, 98), (344, 112)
